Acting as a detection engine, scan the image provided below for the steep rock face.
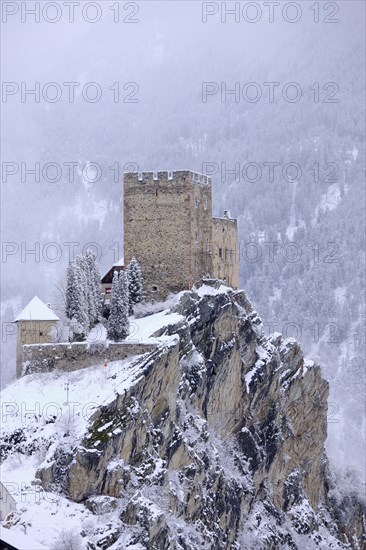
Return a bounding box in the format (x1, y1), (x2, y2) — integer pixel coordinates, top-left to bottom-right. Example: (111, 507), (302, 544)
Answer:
(171, 289), (329, 513)
(36, 284), (365, 549)
(38, 340), (181, 502)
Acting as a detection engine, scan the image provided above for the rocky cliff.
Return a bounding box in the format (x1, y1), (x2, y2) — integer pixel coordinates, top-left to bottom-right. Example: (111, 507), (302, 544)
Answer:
(3, 283), (365, 549)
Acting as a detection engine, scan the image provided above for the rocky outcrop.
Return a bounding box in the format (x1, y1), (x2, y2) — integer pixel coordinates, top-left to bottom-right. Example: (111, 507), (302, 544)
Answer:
(36, 283), (365, 549)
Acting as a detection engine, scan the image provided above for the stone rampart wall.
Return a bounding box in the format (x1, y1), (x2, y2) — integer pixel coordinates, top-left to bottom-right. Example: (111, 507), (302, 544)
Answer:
(21, 341), (157, 376)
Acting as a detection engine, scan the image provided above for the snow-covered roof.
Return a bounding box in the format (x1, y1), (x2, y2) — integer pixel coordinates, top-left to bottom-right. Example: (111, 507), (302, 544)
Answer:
(0, 481), (16, 504)
(212, 215), (237, 223)
(101, 257), (124, 281)
(0, 526), (47, 550)
(14, 296), (60, 322)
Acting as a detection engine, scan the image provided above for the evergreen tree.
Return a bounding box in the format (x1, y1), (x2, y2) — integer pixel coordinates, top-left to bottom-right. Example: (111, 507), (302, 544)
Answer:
(119, 270), (130, 337)
(65, 262), (79, 321)
(107, 271), (130, 341)
(106, 271), (120, 341)
(92, 254), (104, 322)
(85, 249), (103, 326)
(75, 255), (90, 332)
(65, 251), (103, 340)
(65, 259), (88, 340)
(127, 256), (144, 314)
(84, 251), (94, 323)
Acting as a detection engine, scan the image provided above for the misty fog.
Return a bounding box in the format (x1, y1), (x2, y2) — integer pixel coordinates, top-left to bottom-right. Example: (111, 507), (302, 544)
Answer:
(1, 0), (365, 485)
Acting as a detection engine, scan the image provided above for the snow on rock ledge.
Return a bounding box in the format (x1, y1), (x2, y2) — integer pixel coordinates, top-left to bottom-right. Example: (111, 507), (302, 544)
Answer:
(1, 282), (365, 549)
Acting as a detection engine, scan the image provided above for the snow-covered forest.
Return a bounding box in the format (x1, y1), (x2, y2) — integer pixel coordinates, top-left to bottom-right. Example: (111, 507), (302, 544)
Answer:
(1, 0), (365, 489)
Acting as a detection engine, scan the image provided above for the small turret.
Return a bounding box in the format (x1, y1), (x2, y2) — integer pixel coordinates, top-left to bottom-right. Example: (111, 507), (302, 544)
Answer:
(14, 296), (60, 378)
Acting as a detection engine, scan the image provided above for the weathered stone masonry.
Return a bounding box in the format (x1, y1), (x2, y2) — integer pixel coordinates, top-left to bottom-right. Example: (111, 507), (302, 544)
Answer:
(124, 170), (239, 302)
(22, 341), (158, 376)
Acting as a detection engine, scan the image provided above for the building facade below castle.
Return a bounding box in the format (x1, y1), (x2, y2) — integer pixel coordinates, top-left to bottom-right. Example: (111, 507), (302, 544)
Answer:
(14, 296), (60, 378)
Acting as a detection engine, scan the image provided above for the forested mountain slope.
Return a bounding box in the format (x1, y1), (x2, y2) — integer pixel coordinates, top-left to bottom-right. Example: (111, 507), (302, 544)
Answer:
(1, 1), (364, 478)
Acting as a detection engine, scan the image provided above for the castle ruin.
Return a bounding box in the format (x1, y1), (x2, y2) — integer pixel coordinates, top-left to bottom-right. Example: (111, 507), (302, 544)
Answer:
(124, 170), (239, 302)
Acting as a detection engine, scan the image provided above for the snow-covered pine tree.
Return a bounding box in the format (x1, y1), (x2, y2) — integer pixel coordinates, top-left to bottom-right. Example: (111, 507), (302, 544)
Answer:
(119, 270), (130, 337)
(83, 250), (93, 325)
(107, 270), (130, 341)
(127, 256), (144, 314)
(65, 261), (79, 321)
(106, 271), (120, 341)
(92, 253), (104, 322)
(75, 254), (90, 334)
(85, 249), (102, 327)
(65, 259), (88, 341)
(65, 251), (103, 340)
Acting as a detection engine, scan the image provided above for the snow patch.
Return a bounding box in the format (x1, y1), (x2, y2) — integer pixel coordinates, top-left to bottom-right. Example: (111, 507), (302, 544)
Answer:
(195, 284), (231, 297)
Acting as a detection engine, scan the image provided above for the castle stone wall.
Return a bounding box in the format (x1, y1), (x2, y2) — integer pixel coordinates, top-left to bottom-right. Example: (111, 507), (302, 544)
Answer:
(16, 320), (58, 378)
(190, 178), (213, 284)
(124, 170), (239, 302)
(21, 341), (157, 376)
(212, 217), (239, 288)
(124, 171), (212, 302)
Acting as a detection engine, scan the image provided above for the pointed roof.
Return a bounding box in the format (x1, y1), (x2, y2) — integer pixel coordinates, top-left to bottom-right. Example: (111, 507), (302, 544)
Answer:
(101, 257), (124, 277)
(0, 526), (47, 550)
(101, 257), (124, 283)
(14, 296), (60, 322)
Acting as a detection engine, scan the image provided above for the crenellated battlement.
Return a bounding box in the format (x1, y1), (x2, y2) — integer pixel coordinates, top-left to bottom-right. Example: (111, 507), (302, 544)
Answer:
(124, 170), (211, 187)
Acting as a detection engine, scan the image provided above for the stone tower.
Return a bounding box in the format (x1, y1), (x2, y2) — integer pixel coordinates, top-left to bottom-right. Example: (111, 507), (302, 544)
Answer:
(14, 296), (60, 378)
(124, 170), (239, 302)
(211, 212), (240, 289)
